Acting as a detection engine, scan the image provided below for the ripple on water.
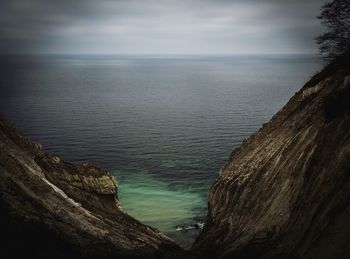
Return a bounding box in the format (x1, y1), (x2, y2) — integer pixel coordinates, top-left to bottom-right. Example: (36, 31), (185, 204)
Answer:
(0, 55), (322, 248)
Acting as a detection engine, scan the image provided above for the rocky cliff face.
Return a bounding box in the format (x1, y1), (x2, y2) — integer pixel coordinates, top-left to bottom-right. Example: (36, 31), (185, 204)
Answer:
(192, 58), (350, 259)
(1, 58), (349, 259)
(0, 118), (183, 259)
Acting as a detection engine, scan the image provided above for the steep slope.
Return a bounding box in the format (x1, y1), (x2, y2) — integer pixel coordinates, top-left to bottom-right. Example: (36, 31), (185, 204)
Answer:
(1, 57), (349, 259)
(0, 118), (183, 259)
(192, 58), (350, 259)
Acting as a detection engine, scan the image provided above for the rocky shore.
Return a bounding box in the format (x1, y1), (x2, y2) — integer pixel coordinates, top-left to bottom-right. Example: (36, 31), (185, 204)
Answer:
(1, 57), (349, 259)
(0, 118), (184, 259)
(192, 57), (350, 258)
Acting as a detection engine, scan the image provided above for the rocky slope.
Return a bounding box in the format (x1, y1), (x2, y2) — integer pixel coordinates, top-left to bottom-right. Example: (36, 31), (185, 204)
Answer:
(0, 118), (183, 259)
(192, 57), (350, 259)
(1, 58), (349, 259)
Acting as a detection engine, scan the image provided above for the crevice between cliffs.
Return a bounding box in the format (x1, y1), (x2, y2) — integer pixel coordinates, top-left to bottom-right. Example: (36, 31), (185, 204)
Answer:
(0, 56), (349, 259)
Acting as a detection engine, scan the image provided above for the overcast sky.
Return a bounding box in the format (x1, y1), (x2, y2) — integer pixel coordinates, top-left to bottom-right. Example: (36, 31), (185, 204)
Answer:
(0, 0), (326, 55)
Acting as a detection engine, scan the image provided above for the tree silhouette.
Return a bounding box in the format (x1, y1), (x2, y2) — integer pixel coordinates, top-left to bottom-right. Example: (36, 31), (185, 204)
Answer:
(316, 0), (350, 60)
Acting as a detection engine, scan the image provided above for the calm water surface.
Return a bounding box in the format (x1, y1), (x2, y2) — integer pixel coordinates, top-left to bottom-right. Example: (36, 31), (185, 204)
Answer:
(0, 55), (321, 248)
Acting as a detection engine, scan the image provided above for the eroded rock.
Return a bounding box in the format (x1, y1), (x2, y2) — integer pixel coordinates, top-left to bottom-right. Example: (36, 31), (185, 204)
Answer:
(0, 118), (184, 259)
(192, 58), (350, 259)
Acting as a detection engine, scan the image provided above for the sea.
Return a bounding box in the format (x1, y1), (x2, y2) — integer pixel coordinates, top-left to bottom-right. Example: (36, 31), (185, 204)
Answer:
(0, 54), (322, 248)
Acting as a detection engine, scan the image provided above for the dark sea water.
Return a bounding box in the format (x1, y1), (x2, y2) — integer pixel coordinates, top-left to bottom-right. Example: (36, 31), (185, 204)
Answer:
(0, 54), (321, 248)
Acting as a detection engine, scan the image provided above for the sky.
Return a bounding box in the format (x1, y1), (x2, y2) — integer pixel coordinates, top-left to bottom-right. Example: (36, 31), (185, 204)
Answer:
(0, 0), (326, 55)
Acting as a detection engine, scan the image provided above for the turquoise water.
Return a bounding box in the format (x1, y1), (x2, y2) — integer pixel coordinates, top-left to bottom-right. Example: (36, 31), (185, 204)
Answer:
(117, 169), (205, 247)
(0, 54), (322, 248)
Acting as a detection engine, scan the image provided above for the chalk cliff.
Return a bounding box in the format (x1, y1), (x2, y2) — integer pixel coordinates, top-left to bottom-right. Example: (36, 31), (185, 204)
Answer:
(0, 118), (183, 259)
(192, 57), (350, 258)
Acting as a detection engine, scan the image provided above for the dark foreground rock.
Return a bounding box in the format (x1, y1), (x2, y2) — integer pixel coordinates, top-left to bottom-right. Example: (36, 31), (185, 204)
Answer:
(192, 57), (350, 259)
(0, 118), (184, 259)
(1, 57), (349, 259)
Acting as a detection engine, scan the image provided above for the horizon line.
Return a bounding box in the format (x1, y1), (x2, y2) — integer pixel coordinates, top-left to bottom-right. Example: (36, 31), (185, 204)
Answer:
(0, 52), (321, 57)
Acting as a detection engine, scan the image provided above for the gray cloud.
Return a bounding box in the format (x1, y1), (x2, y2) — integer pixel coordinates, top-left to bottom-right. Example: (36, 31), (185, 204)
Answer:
(0, 0), (326, 54)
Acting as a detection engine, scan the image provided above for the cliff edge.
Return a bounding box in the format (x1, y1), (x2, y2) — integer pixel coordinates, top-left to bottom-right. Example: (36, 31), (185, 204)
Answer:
(192, 57), (350, 259)
(0, 118), (183, 259)
(1, 57), (349, 259)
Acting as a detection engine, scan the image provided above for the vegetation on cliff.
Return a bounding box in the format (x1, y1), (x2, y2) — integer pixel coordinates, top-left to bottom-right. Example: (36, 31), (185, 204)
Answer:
(317, 0), (350, 60)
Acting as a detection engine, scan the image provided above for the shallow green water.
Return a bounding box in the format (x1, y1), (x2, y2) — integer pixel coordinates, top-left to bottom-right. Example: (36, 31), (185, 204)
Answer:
(116, 169), (206, 248)
(0, 54), (321, 248)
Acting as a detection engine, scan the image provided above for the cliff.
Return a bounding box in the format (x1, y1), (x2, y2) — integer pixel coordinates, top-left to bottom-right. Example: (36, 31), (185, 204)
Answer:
(0, 118), (183, 259)
(192, 57), (350, 258)
(1, 57), (349, 259)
